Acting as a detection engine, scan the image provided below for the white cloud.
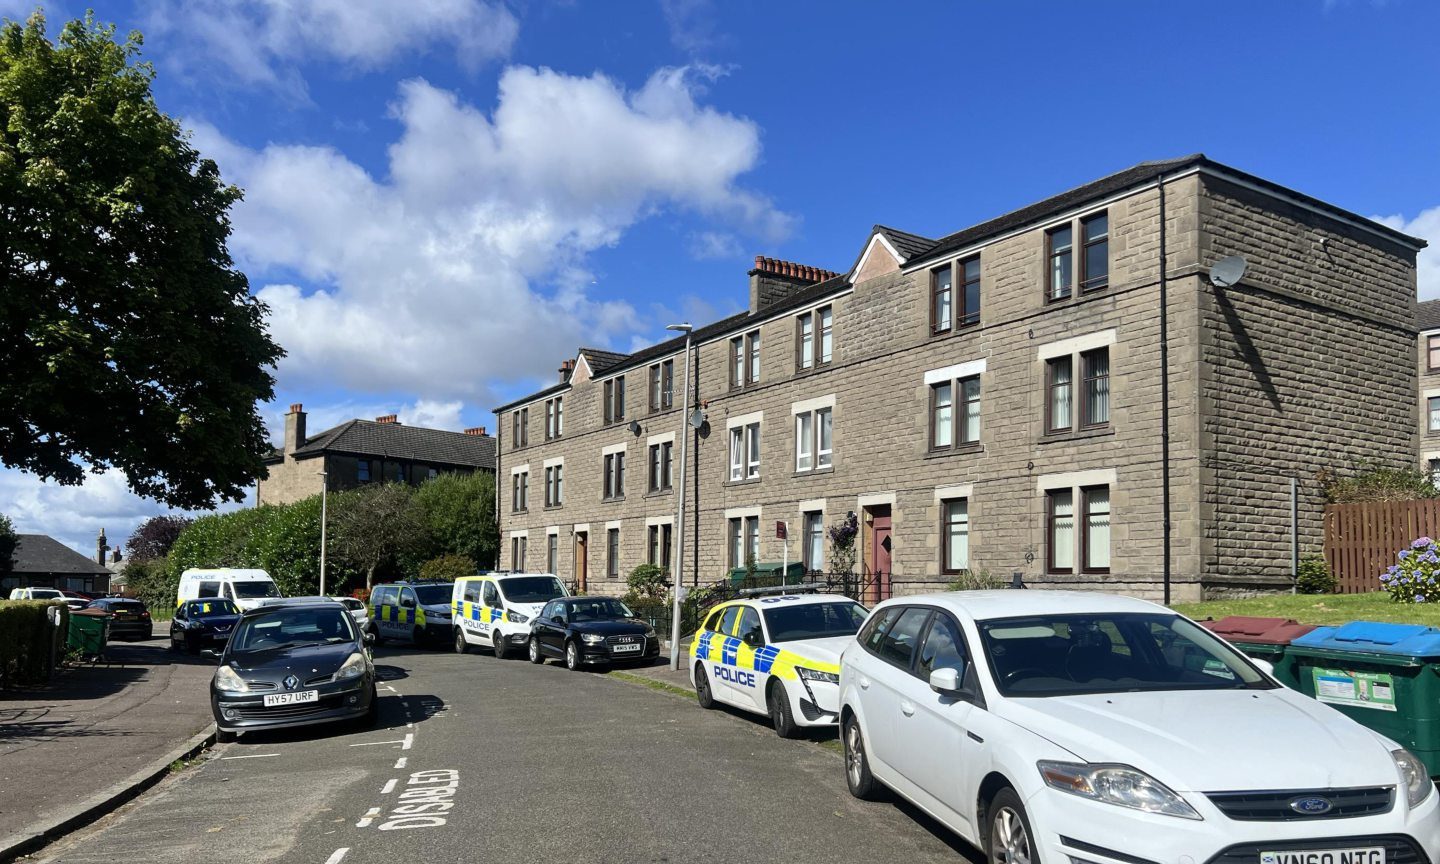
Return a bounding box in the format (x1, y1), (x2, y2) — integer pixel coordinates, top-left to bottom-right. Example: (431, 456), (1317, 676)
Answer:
(660, 0), (722, 56)
(688, 230), (743, 260)
(146, 0), (518, 98)
(196, 64), (791, 401)
(1374, 207), (1440, 299)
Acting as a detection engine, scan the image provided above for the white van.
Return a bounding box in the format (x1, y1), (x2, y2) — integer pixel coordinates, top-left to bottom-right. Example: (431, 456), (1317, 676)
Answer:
(8, 587), (64, 601)
(177, 568), (280, 612)
(451, 572), (569, 658)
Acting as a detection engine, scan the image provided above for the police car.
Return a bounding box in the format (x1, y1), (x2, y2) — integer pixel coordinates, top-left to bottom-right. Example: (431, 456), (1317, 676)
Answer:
(368, 581), (454, 647)
(451, 572), (569, 658)
(690, 591), (868, 738)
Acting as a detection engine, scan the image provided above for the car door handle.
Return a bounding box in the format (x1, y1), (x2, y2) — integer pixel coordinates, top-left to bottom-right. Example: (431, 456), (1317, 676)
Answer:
(900, 700), (916, 717)
(858, 675), (870, 690)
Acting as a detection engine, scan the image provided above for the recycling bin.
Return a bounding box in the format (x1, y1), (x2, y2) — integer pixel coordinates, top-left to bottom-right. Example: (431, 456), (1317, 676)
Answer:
(726, 561), (807, 588)
(1288, 622), (1440, 778)
(1198, 616), (1317, 690)
(67, 608), (109, 659)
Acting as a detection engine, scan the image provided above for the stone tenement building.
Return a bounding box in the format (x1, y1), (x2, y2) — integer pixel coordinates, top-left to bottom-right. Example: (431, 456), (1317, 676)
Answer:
(257, 405), (496, 506)
(494, 155), (1425, 602)
(1417, 300), (1440, 480)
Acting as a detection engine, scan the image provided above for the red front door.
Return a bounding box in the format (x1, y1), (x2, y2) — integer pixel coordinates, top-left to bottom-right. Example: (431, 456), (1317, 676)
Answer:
(868, 508), (892, 604)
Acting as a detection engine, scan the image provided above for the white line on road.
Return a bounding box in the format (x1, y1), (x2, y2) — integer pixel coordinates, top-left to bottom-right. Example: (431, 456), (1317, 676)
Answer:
(394, 757), (407, 769)
(381, 779), (396, 794)
(401, 733), (413, 750)
(406, 722), (414, 729)
(355, 807), (381, 828)
(324, 849), (350, 864)
(220, 753), (279, 760)
(349, 739), (405, 747)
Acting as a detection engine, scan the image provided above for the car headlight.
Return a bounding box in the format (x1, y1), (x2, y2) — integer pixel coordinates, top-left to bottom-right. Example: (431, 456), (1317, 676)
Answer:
(1037, 761), (1201, 820)
(336, 651), (368, 681)
(581, 633), (606, 645)
(795, 666), (840, 684)
(1393, 748), (1432, 808)
(506, 610), (529, 624)
(213, 665), (249, 693)
(643, 626), (657, 638)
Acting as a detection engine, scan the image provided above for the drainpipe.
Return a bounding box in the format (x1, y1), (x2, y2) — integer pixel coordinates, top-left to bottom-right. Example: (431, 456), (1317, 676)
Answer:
(1158, 173), (1173, 605)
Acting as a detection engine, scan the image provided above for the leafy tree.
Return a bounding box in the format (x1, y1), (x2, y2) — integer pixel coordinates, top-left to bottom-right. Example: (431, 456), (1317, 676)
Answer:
(419, 554), (476, 583)
(0, 13), (282, 508)
(331, 484), (425, 590)
(124, 515), (192, 562)
(1318, 465), (1439, 504)
(411, 472), (498, 569)
(0, 514), (15, 574)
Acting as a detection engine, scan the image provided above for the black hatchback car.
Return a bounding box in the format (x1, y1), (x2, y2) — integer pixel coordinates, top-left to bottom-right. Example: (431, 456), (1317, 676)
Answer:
(527, 596), (659, 670)
(211, 599), (376, 742)
(83, 598), (153, 641)
(170, 598), (242, 654)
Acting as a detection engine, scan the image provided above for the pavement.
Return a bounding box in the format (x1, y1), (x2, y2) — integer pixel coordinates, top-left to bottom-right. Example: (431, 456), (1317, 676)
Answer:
(24, 644), (981, 863)
(0, 637), (217, 858)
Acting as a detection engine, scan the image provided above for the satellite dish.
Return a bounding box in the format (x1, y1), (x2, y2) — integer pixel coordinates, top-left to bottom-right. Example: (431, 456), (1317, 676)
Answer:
(688, 408), (707, 430)
(627, 419), (642, 437)
(1208, 255), (1248, 288)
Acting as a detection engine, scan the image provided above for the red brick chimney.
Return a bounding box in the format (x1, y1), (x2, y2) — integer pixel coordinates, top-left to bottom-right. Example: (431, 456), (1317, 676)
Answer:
(559, 359), (575, 384)
(464, 426), (488, 436)
(748, 256), (840, 314)
(375, 414), (399, 424)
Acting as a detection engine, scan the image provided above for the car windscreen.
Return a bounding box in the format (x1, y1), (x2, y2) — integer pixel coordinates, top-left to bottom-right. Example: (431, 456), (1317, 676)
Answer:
(230, 606), (355, 654)
(30, 589), (62, 599)
(499, 576), (565, 603)
(187, 600), (239, 617)
(763, 601), (868, 642)
(231, 581), (280, 599)
(568, 598), (634, 621)
(978, 612), (1274, 697)
(413, 585), (452, 606)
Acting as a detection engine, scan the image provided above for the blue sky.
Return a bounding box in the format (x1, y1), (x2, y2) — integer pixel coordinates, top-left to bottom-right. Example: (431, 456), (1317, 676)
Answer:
(4, 0), (1438, 553)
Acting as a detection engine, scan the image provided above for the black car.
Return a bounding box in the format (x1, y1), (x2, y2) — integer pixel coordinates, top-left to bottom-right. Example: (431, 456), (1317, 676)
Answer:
(211, 599), (376, 742)
(527, 596), (660, 671)
(170, 598), (242, 654)
(83, 598), (153, 641)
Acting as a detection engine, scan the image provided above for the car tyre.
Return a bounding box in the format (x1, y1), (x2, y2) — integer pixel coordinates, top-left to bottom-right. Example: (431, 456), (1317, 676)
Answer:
(694, 663), (716, 709)
(986, 787), (1039, 864)
(492, 632), (507, 660)
(565, 640), (582, 672)
(368, 624), (385, 647)
(412, 625), (423, 647)
(185, 635), (199, 655)
(359, 687), (379, 729)
(454, 628), (470, 655)
(529, 637), (545, 664)
(843, 715), (881, 800)
(768, 681), (800, 739)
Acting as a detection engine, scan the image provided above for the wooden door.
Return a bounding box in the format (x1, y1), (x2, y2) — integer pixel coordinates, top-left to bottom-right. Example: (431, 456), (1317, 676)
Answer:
(575, 532), (588, 593)
(868, 507), (893, 604)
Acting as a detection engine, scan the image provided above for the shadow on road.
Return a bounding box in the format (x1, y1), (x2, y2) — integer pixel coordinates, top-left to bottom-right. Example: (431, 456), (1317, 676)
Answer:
(225, 691), (448, 746)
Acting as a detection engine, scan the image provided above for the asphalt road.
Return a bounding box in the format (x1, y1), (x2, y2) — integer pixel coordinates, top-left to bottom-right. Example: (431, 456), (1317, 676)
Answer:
(28, 643), (980, 864)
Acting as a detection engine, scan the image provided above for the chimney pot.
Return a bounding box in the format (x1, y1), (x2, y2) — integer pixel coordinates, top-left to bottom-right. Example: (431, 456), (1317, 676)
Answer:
(464, 426), (488, 436)
(288, 403), (303, 413)
(375, 414), (398, 424)
(754, 255), (764, 269)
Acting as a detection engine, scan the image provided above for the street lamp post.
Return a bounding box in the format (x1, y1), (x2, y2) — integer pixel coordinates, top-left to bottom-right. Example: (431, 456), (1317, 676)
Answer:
(666, 323), (693, 670)
(318, 470), (329, 597)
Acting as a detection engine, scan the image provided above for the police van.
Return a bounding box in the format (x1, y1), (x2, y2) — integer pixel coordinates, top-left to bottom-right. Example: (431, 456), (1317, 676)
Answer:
(368, 581), (455, 647)
(690, 592), (868, 738)
(451, 572), (569, 658)
(177, 568), (280, 612)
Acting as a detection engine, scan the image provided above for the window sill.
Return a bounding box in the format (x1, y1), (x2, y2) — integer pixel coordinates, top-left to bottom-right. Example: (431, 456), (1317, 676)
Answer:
(793, 466), (834, 478)
(793, 362), (832, 378)
(724, 477), (762, 488)
(925, 445), (983, 461)
(644, 489), (673, 499)
(929, 321), (981, 340)
(511, 510), (529, 516)
(1039, 427), (1114, 445)
(543, 504), (564, 511)
(601, 496), (625, 504)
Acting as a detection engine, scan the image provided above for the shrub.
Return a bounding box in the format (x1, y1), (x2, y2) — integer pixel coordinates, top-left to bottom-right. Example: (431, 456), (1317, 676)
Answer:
(0, 600), (68, 686)
(1381, 537), (1440, 603)
(411, 472), (498, 569)
(124, 557), (179, 613)
(419, 554), (476, 583)
(625, 564), (669, 604)
(1295, 554), (1335, 595)
(946, 568), (1006, 591)
(1320, 466), (1440, 504)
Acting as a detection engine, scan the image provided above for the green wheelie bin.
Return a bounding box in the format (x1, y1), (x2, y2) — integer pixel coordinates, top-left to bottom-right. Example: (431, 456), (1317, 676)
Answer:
(1288, 622), (1440, 778)
(67, 608), (110, 659)
(1198, 616), (1317, 691)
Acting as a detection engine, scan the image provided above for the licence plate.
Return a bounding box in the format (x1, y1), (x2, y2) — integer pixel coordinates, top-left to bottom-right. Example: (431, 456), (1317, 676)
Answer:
(1261, 848), (1385, 864)
(263, 690), (318, 708)
(611, 642), (642, 653)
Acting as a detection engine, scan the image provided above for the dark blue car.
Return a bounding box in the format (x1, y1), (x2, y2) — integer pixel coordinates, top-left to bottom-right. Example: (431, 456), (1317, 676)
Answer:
(170, 598), (242, 654)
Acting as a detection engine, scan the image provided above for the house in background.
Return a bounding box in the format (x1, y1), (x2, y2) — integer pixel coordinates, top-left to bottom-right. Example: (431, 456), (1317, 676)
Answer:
(1417, 299), (1440, 483)
(2, 531), (114, 596)
(257, 404), (497, 506)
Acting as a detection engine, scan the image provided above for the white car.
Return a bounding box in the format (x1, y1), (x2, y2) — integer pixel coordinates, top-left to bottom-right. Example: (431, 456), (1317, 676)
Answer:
(334, 597), (370, 631)
(839, 591), (1440, 864)
(690, 592), (868, 737)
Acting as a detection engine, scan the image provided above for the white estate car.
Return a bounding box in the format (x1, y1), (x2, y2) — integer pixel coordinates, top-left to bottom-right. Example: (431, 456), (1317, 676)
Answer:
(839, 591), (1440, 864)
(691, 593), (868, 737)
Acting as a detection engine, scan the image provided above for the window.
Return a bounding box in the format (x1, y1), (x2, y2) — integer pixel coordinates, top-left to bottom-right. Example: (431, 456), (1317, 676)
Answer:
(959, 257), (981, 327)
(1081, 348), (1111, 428)
(917, 615), (967, 680)
(932, 258), (981, 335)
(931, 265), (952, 334)
(731, 330), (760, 388)
(648, 523), (673, 570)
(514, 407), (528, 447)
(1429, 336), (1440, 372)
(1046, 357), (1073, 433)
(797, 305), (832, 370)
(1081, 212), (1109, 293)
(544, 397), (563, 439)
(510, 537), (527, 571)
(1047, 489), (1076, 573)
(511, 471), (529, 512)
(737, 607), (763, 646)
(716, 605), (740, 636)
(544, 464), (563, 507)
(1048, 211), (1108, 301)
(607, 528), (620, 579)
(1430, 397), (1440, 433)
(357, 459), (371, 482)
(547, 533), (558, 574)
(728, 515), (760, 568)
(1048, 347), (1110, 434)
(648, 441), (673, 492)
(603, 377), (625, 424)
(482, 581), (499, 607)
(876, 607), (931, 669)
(729, 423), (760, 481)
(930, 375), (980, 451)
(1047, 224), (1073, 301)
(1082, 486), (1111, 573)
(803, 511), (824, 572)
(794, 408), (832, 472)
(746, 517), (759, 564)
(860, 607), (902, 653)
(941, 499), (969, 575)
(462, 581), (482, 604)
(648, 360), (674, 411)
(603, 452), (625, 500)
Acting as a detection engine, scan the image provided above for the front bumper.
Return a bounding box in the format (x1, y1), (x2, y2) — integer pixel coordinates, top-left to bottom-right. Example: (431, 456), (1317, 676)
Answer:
(790, 678), (841, 727)
(212, 676), (373, 733)
(1027, 781), (1440, 864)
(577, 636), (662, 664)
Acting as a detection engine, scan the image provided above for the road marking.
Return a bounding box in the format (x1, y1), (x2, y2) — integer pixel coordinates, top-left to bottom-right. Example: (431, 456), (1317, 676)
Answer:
(401, 733), (413, 750)
(394, 757), (407, 769)
(381, 779), (396, 794)
(220, 753), (279, 760)
(406, 722), (414, 729)
(381, 685), (397, 693)
(324, 849), (350, 864)
(355, 807), (382, 828)
(349, 739), (405, 747)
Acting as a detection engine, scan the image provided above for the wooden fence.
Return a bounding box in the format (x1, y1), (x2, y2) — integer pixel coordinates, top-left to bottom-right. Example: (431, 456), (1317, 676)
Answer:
(1324, 500), (1440, 593)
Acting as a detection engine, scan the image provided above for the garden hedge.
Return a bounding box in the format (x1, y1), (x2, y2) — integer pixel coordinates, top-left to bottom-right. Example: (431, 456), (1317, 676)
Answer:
(0, 600), (69, 686)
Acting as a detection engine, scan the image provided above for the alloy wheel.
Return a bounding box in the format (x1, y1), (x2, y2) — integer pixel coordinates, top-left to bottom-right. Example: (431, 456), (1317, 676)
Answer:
(845, 722), (864, 787)
(990, 806), (1032, 864)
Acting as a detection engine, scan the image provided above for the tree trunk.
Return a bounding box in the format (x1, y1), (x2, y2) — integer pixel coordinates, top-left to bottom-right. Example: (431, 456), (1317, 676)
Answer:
(366, 564), (376, 591)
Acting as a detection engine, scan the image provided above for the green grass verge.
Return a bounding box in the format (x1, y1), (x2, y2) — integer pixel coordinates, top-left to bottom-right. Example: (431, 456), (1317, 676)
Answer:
(607, 669), (696, 701)
(1172, 592), (1440, 627)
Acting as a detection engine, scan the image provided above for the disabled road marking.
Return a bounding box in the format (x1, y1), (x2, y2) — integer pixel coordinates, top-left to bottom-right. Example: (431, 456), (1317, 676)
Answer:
(394, 757), (407, 769)
(349, 739), (406, 747)
(220, 753), (279, 760)
(324, 849), (349, 864)
(401, 733), (414, 750)
(355, 807), (382, 828)
(381, 779), (397, 794)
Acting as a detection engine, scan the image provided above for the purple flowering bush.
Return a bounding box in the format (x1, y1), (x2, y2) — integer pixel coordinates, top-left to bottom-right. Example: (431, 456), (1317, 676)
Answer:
(1382, 537), (1440, 604)
(828, 512), (859, 575)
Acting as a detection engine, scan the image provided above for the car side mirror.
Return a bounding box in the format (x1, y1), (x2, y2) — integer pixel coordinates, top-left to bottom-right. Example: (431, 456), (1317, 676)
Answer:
(1252, 658), (1275, 678)
(929, 667), (963, 696)
(363, 632), (376, 646)
(551, 615), (564, 624)
(743, 632), (764, 649)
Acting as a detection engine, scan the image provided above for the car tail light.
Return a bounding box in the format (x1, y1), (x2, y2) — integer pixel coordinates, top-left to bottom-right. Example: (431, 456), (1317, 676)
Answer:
(141, 611), (151, 618)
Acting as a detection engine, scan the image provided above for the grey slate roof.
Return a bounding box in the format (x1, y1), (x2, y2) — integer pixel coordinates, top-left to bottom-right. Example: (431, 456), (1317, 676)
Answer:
(874, 225), (936, 261)
(1419, 300), (1440, 332)
(11, 534), (111, 577)
(266, 420), (496, 470)
(579, 347), (629, 375)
